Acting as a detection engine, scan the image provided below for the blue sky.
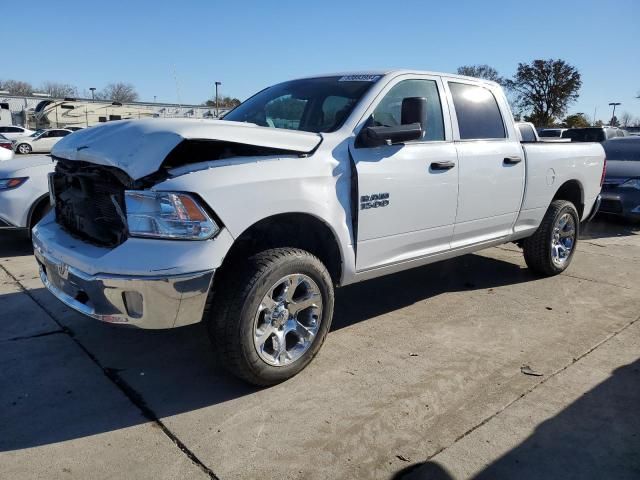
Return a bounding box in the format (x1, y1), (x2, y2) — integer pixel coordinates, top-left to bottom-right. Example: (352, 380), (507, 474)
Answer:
(4, 0), (639, 122)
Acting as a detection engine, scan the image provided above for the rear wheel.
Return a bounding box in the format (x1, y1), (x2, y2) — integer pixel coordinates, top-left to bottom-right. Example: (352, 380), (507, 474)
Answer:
(17, 143), (32, 155)
(207, 248), (334, 386)
(522, 200), (579, 276)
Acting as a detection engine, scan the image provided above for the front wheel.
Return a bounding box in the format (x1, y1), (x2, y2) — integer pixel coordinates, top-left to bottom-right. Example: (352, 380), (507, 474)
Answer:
(522, 200), (579, 276)
(16, 143), (32, 154)
(207, 248), (335, 386)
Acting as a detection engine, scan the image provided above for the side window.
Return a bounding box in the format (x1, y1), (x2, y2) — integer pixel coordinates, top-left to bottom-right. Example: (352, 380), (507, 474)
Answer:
(0, 127), (6, 133)
(449, 82), (506, 140)
(58, 130), (71, 137)
(7, 127), (21, 133)
(264, 94), (308, 130)
(517, 124), (537, 142)
(369, 79), (445, 141)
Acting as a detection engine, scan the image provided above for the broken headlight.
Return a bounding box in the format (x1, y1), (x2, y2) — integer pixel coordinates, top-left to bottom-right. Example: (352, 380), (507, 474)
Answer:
(124, 191), (219, 240)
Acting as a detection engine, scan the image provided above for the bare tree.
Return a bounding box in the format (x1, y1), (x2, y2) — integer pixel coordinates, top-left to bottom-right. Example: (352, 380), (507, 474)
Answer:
(505, 59), (582, 127)
(40, 81), (78, 98)
(98, 82), (139, 103)
(457, 64), (505, 85)
(618, 112), (634, 128)
(0, 79), (34, 96)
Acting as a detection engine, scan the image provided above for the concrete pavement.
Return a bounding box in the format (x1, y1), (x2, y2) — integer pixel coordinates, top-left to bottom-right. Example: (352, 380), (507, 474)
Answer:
(1, 217), (638, 479)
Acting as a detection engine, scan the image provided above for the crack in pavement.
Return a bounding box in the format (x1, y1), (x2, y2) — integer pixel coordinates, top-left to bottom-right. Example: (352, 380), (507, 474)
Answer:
(0, 263), (220, 480)
(4, 329), (66, 342)
(419, 311), (640, 465)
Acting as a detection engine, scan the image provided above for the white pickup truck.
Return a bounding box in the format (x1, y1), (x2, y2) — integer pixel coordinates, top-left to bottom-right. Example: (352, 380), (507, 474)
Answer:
(33, 70), (605, 385)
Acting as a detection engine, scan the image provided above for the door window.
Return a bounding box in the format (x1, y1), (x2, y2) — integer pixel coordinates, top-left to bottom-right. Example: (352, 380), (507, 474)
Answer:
(517, 123), (537, 142)
(449, 82), (506, 140)
(368, 79), (445, 141)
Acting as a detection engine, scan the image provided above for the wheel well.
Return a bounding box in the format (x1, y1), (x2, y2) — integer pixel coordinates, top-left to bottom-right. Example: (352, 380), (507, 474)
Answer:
(553, 180), (584, 218)
(218, 213), (343, 286)
(28, 194), (51, 229)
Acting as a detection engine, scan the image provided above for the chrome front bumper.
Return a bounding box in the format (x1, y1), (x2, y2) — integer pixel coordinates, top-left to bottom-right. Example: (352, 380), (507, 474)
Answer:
(34, 245), (215, 329)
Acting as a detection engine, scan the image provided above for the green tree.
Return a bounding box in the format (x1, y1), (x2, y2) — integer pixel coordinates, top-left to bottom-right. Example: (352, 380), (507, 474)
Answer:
(204, 96), (241, 108)
(505, 59), (582, 127)
(456, 65), (505, 85)
(563, 113), (590, 128)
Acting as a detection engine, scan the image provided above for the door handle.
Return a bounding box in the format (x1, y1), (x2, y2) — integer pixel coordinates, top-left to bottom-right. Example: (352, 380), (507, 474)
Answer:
(504, 156), (522, 165)
(430, 160), (455, 171)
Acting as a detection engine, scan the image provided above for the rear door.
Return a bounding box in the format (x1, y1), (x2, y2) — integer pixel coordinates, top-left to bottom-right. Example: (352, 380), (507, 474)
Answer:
(351, 75), (459, 271)
(445, 80), (525, 248)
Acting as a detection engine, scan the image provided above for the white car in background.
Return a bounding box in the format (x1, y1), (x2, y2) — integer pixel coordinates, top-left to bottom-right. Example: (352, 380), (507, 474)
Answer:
(13, 128), (73, 154)
(0, 125), (35, 140)
(0, 155), (54, 232)
(0, 134), (15, 161)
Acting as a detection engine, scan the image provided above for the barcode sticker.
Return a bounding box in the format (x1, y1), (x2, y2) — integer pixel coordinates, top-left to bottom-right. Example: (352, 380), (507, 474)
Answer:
(338, 75), (381, 82)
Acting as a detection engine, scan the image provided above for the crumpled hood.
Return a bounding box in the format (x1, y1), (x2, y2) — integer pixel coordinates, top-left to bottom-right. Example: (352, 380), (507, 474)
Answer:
(52, 118), (322, 180)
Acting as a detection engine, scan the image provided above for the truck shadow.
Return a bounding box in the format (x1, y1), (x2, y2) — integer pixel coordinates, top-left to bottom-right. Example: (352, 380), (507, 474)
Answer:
(390, 358), (640, 480)
(0, 251), (537, 453)
(0, 215), (633, 455)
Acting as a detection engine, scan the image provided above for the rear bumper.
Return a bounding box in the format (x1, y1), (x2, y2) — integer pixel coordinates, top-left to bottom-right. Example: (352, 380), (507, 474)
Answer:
(34, 244), (214, 329)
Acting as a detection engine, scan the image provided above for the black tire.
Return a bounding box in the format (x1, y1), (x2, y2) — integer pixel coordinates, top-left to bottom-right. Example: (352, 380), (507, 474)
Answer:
(522, 200), (579, 276)
(16, 143), (32, 155)
(207, 248), (335, 386)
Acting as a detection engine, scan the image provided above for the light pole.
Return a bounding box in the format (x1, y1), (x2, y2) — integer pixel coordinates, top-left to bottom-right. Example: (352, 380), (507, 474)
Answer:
(214, 81), (221, 118)
(608, 102), (621, 126)
(89, 87), (96, 102)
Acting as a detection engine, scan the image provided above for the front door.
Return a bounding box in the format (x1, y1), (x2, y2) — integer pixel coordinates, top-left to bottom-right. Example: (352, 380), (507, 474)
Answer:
(351, 77), (459, 272)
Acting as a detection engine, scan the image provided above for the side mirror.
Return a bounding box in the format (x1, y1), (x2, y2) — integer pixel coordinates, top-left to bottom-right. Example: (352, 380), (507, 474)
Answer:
(401, 96), (427, 128)
(360, 123), (423, 147)
(358, 96), (428, 148)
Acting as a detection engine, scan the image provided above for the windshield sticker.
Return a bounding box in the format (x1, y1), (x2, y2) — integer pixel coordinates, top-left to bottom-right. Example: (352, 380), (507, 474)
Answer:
(339, 75), (381, 82)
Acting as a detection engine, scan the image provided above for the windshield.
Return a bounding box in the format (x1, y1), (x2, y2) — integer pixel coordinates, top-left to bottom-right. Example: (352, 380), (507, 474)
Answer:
(224, 76), (380, 133)
(30, 129), (45, 137)
(603, 139), (640, 161)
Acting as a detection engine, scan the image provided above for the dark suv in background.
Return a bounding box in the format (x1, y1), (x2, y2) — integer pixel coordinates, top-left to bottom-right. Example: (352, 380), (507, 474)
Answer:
(599, 137), (640, 220)
(565, 127), (627, 143)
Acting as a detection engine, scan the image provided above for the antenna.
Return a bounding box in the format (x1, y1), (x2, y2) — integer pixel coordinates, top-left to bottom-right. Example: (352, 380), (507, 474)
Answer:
(171, 64), (182, 108)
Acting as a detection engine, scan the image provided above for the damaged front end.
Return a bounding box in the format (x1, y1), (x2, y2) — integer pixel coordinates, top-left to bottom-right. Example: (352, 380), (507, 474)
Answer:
(51, 159), (134, 246)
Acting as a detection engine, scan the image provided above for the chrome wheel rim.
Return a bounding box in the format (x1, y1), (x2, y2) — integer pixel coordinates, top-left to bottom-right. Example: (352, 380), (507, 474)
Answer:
(18, 144), (30, 154)
(551, 213), (576, 267)
(253, 274), (323, 367)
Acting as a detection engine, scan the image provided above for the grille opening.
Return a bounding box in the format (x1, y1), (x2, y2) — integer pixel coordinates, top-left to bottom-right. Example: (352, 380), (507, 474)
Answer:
(52, 159), (132, 246)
